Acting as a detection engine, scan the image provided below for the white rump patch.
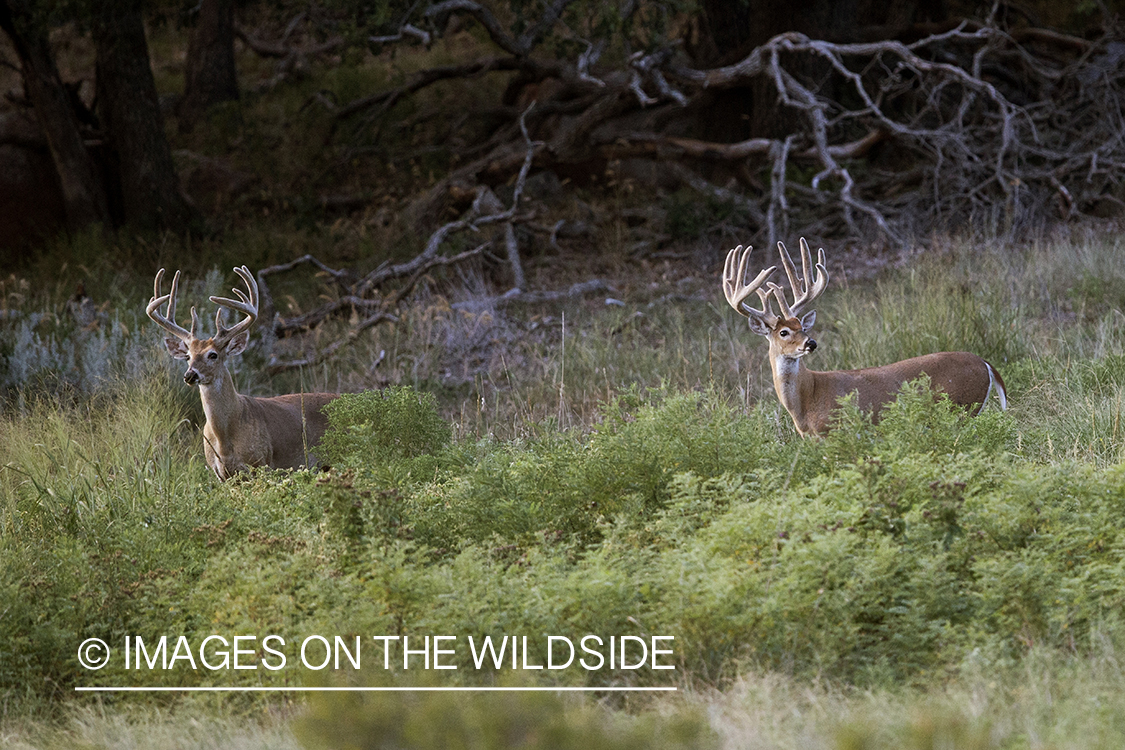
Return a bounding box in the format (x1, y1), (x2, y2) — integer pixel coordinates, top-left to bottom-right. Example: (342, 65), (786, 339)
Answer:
(982, 363), (1008, 411)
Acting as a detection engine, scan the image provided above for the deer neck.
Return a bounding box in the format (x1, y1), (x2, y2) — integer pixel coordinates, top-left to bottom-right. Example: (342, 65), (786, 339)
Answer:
(198, 367), (243, 436)
(770, 353), (816, 433)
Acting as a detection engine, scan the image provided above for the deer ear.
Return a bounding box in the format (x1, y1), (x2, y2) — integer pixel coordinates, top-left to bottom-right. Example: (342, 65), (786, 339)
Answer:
(800, 310), (817, 332)
(224, 331), (250, 357)
(747, 316), (772, 337)
(164, 337), (189, 360)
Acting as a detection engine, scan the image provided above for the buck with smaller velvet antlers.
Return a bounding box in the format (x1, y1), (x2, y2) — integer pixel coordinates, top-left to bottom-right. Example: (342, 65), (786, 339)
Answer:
(723, 239), (1007, 437)
(147, 266), (339, 479)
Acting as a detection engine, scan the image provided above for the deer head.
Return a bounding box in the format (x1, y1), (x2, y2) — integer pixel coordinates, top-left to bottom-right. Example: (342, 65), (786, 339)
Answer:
(146, 266), (259, 386)
(723, 238), (828, 361)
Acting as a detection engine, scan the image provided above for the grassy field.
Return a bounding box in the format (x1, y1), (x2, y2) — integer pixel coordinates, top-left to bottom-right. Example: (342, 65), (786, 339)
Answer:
(2, 230), (1125, 749)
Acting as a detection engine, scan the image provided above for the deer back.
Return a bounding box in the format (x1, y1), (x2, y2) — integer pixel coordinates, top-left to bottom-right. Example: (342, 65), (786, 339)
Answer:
(820, 351), (995, 417)
(244, 392), (340, 470)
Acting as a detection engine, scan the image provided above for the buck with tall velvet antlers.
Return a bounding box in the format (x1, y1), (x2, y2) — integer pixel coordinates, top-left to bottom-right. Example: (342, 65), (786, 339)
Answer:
(146, 266), (340, 479)
(723, 239), (1007, 437)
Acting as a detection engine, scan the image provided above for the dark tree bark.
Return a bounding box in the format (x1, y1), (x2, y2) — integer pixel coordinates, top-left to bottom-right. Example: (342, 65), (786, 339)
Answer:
(0, 0), (110, 231)
(694, 0), (755, 66)
(178, 0), (239, 134)
(93, 6), (195, 233)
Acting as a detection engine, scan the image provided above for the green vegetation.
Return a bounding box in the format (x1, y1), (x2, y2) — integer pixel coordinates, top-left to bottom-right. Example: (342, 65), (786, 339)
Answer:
(2, 234), (1125, 748)
(320, 387), (452, 468)
(298, 689), (714, 750)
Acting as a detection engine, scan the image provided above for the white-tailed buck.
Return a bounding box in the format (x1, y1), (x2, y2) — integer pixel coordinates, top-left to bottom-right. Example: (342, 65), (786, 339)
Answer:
(147, 266), (339, 479)
(722, 239), (1007, 437)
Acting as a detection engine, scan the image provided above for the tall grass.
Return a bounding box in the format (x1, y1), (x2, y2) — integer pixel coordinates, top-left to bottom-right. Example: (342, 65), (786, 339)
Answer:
(0, 371), (199, 535)
(4, 643), (1125, 750)
(298, 231), (1125, 459)
(0, 705), (302, 750)
(703, 637), (1125, 750)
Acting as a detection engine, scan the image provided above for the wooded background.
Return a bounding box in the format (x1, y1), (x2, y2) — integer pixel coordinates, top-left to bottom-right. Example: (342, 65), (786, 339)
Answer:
(2, 0), (1123, 263)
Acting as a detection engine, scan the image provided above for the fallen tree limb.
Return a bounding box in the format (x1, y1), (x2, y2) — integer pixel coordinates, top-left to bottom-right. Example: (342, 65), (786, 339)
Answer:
(336, 57), (518, 120)
(423, 0), (576, 58)
(265, 107), (544, 372)
(267, 311), (399, 373)
(233, 24), (344, 59)
(336, 2), (1125, 244)
(451, 278), (614, 312)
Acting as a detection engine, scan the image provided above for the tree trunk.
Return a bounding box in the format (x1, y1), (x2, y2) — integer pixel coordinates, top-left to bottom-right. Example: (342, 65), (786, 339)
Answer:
(93, 6), (195, 233)
(0, 0), (109, 231)
(178, 0), (238, 134)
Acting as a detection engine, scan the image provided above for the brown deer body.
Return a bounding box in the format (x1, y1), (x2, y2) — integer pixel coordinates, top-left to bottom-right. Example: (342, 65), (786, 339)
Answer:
(723, 240), (1007, 437)
(147, 266), (339, 479)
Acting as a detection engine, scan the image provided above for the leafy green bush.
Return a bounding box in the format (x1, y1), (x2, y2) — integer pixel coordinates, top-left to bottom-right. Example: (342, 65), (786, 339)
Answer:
(5, 376), (1125, 702)
(321, 386), (452, 468)
(822, 376), (1017, 465)
(401, 391), (776, 553)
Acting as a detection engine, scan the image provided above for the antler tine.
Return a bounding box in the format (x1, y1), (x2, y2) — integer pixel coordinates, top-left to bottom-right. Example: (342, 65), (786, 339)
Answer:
(209, 265), (259, 342)
(722, 245), (779, 327)
(145, 268), (193, 342)
(166, 270), (179, 324)
(774, 238), (829, 318)
(755, 285), (781, 319)
(776, 240), (803, 300)
(767, 281), (793, 320)
(150, 268), (173, 318)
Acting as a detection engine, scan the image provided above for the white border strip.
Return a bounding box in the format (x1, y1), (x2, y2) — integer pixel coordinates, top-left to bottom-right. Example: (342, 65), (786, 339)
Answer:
(76, 686), (677, 693)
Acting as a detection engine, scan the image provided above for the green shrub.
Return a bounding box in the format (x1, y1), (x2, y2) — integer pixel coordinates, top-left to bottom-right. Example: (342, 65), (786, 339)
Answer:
(822, 376), (1017, 465)
(401, 391), (776, 553)
(321, 387), (452, 468)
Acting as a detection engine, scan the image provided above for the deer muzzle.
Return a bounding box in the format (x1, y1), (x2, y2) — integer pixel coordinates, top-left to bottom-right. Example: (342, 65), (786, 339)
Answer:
(805, 339), (817, 353)
(184, 368), (201, 385)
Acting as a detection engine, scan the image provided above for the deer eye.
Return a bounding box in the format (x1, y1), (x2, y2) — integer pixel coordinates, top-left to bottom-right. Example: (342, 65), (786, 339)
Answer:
(207, 351), (218, 360)
(779, 330), (789, 338)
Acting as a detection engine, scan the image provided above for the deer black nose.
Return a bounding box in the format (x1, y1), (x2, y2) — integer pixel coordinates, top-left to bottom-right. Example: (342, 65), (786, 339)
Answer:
(184, 369), (200, 385)
(806, 339), (817, 352)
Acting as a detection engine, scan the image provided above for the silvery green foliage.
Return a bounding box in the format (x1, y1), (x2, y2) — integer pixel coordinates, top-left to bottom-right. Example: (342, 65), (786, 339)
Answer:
(1, 312), (152, 399)
(1, 268), (236, 403)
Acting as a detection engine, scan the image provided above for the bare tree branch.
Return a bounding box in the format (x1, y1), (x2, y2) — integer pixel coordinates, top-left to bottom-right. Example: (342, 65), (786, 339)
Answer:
(576, 39), (606, 87)
(423, 0), (576, 57)
(423, 0), (522, 55)
(332, 4), (1125, 244)
(267, 311), (399, 373)
(266, 105), (544, 371)
(233, 24), (344, 59)
(369, 23), (431, 47)
(767, 136), (793, 247)
(451, 278), (614, 313)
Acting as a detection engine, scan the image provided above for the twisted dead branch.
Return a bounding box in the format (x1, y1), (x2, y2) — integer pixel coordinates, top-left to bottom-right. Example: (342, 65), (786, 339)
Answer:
(336, 4), (1125, 244)
(664, 25), (1125, 239)
(262, 105), (604, 373)
(234, 17), (345, 90)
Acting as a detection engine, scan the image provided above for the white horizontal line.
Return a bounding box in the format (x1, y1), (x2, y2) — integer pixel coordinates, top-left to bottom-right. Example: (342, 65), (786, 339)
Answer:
(75, 686), (677, 693)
